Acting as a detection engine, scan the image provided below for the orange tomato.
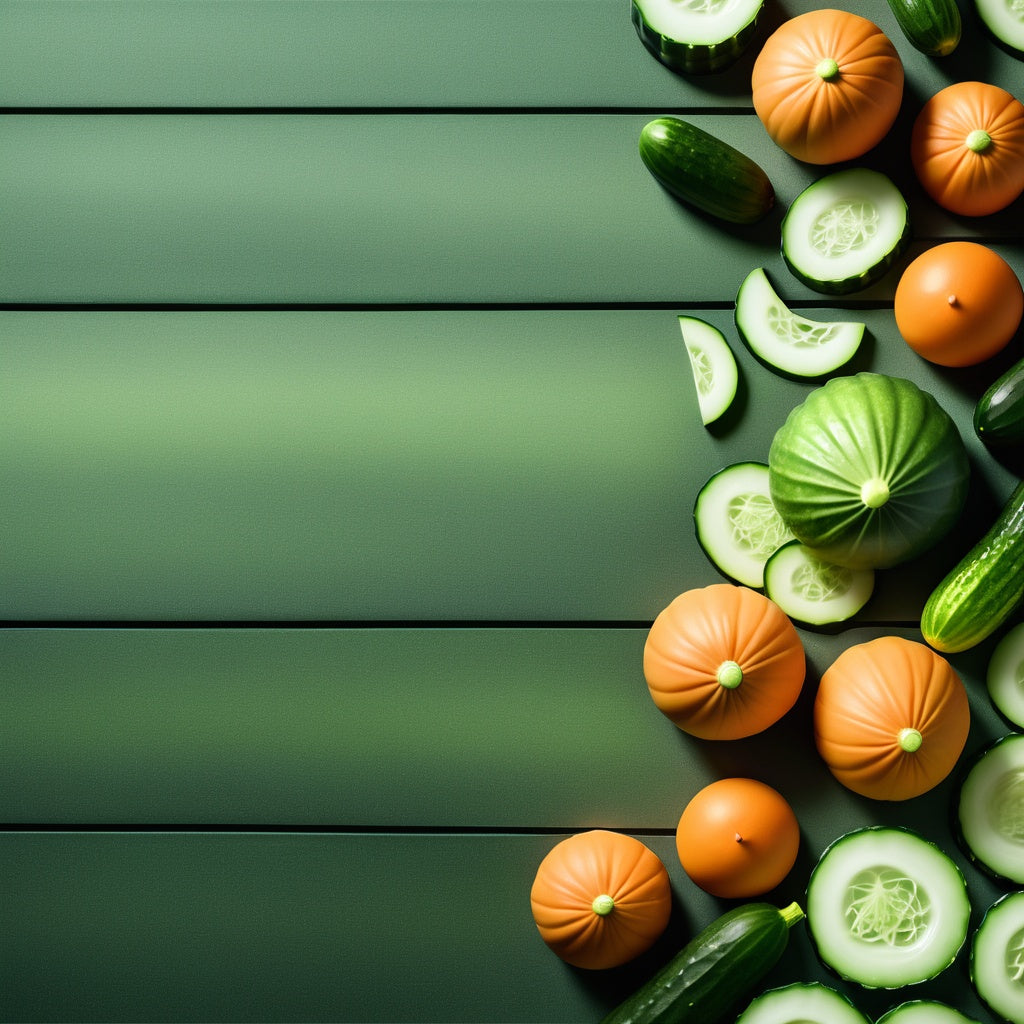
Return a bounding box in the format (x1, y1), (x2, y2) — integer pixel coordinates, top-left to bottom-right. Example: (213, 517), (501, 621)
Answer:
(894, 241), (1023, 367)
(675, 778), (800, 899)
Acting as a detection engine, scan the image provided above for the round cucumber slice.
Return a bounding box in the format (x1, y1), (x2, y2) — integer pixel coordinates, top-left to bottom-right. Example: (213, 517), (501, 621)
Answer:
(971, 891), (1024, 1024)
(782, 169), (910, 295)
(807, 826), (970, 989)
(736, 981), (870, 1023)
(878, 1001), (982, 1024)
(694, 462), (795, 588)
(987, 622), (1024, 728)
(735, 267), (865, 378)
(956, 734), (1024, 884)
(631, 0), (764, 74)
(679, 316), (738, 426)
(974, 0), (1024, 55)
(763, 540), (874, 625)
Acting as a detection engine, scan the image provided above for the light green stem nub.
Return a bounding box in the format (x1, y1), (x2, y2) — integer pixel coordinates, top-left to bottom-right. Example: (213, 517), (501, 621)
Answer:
(780, 901), (806, 928)
(966, 129), (992, 153)
(592, 894), (615, 917)
(860, 478), (890, 509)
(899, 727), (923, 753)
(816, 57), (840, 80)
(717, 660), (744, 690)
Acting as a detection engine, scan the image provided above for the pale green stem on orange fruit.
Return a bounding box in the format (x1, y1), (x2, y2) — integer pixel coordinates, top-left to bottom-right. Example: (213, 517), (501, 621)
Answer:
(966, 129), (992, 153)
(592, 894), (615, 916)
(717, 660), (743, 689)
(816, 57), (840, 81)
(899, 727), (924, 753)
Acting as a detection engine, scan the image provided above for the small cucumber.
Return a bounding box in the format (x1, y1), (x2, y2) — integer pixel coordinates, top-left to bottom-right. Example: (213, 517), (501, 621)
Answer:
(885, 0), (962, 55)
(602, 902), (805, 1024)
(921, 480), (1024, 653)
(639, 117), (775, 225)
(974, 355), (1024, 446)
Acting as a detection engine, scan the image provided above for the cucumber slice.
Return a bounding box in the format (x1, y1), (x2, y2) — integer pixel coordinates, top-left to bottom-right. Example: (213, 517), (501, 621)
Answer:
(974, 0), (1024, 56)
(878, 1001), (982, 1024)
(763, 540), (874, 626)
(956, 734), (1024, 884)
(736, 981), (870, 1023)
(987, 622), (1024, 728)
(631, 0), (764, 74)
(782, 169), (910, 295)
(971, 891), (1024, 1024)
(807, 826), (971, 989)
(694, 462), (795, 588)
(679, 316), (739, 426)
(735, 267), (865, 378)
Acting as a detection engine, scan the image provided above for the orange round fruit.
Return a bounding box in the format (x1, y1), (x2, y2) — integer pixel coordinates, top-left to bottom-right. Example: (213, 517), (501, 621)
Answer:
(894, 241), (1023, 367)
(675, 778), (800, 899)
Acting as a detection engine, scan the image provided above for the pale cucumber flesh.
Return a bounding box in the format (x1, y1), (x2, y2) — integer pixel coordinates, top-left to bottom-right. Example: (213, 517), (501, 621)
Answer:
(679, 315), (738, 426)
(987, 622), (1024, 728)
(763, 540), (874, 625)
(972, 891), (1024, 1024)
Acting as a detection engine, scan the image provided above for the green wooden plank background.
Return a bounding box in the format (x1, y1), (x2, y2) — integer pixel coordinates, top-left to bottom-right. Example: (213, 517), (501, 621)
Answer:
(0, 114), (1021, 306)
(3, 0), (1024, 1021)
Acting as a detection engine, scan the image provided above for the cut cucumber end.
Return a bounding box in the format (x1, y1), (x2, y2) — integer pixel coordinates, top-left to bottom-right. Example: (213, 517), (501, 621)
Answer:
(782, 169), (910, 295)
(764, 540), (874, 626)
(971, 891), (1024, 1024)
(694, 462), (795, 588)
(680, 316), (739, 426)
(807, 827), (970, 989)
(986, 622), (1024, 728)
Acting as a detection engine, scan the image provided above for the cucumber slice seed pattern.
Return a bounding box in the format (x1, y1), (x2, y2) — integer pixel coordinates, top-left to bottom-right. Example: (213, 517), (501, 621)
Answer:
(728, 491), (792, 563)
(811, 198), (880, 260)
(845, 868), (930, 947)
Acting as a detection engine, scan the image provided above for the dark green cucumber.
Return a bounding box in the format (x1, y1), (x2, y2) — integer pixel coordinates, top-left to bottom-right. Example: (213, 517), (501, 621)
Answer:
(885, 0), (961, 55)
(601, 901), (805, 1024)
(921, 479), (1024, 653)
(631, 0), (763, 74)
(639, 117), (775, 225)
(974, 356), (1024, 446)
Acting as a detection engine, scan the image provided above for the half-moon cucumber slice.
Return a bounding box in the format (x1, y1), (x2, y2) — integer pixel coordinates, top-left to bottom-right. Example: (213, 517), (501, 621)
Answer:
(679, 315), (739, 426)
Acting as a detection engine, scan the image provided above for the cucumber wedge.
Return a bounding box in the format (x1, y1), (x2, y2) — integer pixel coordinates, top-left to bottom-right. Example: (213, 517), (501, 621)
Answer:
(632, 0), (764, 74)
(807, 827), (970, 989)
(987, 622), (1024, 727)
(782, 169), (910, 295)
(735, 267), (865, 378)
(971, 892), (1024, 1024)
(763, 540), (874, 626)
(694, 462), (795, 588)
(956, 734), (1024, 884)
(680, 316), (739, 426)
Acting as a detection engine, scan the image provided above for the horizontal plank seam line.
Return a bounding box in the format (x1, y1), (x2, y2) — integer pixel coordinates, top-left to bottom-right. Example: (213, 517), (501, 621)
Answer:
(0, 300), (902, 312)
(0, 824), (679, 837)
(0, 106), (752, 116)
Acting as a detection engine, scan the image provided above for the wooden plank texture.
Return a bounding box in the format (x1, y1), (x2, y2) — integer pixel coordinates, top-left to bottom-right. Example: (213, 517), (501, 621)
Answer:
(0, 114), (1021, 306)
(3, 307), (1018, 622)
(2, 0), (1018, 110)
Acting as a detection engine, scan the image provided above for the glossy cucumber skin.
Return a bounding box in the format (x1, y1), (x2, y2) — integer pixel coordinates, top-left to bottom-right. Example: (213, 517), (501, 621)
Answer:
(631, 0), (761, 74)
(974, 356), (1024, 446)
(921, 480), (1024, 653)
(885, 0), (961, 55)
(601, 903), (802, 1024)
(639, 117), (775, 225)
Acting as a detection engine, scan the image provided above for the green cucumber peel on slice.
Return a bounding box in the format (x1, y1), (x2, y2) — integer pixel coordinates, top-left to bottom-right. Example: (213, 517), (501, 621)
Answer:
(694, 462), (795, 588)
(973, 0), (1024, 56)
(736, 981), (871, 1023)
(631, 0), (764, 74)
(987, 622), (1024, 728)
(735, 267), (865, 378)
(781, 169), (910, 295)
(806, 826), (970, 990)
(971, 891), (1024, 1024)
(956, 733), (1024, 885)
(680, 316), (739, 426)
(763, 540), (874, 626)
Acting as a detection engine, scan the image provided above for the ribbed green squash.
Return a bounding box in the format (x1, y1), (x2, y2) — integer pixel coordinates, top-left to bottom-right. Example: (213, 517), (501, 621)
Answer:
(767, 373), (970, 570)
